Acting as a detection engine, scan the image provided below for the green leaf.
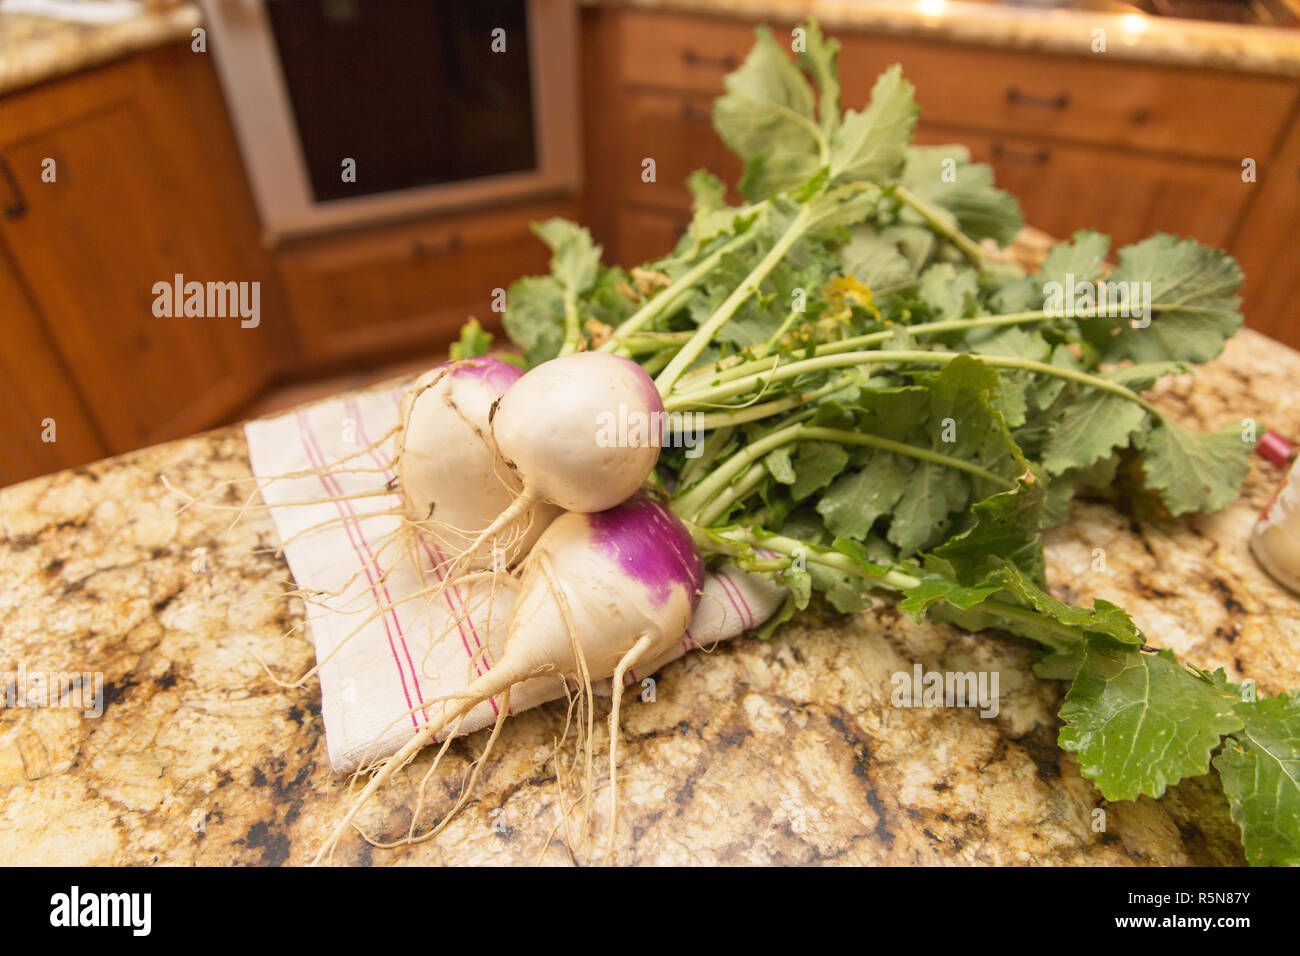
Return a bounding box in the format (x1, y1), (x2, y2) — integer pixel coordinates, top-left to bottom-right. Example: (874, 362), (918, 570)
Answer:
(901, 145), (1023, 245)
(795, 20), (841, 137)
(1088, 234), (1244, 364)
(808, 357), (1024, 556)
(1137, 419), (1254, 516)
(790, 441), (851, 501)
(1042, 390), (1148, 477)
(764, 446), (796, 484)
(1059, 644), (1243, 801)
(1214, 691), (1300, 867)
(503, 275), (565, 367)
(449, 318), (493, 360)
(929, 477), (1047, 585)
(532, 218), (601, 296)
(1038, 229), (1110, 293)
(816, 450), (910, 539)
(828, 64), (918, 186)
(840, 226), (916, 292)
(714, 27), (824, 201)
(918, 262), (978, 321)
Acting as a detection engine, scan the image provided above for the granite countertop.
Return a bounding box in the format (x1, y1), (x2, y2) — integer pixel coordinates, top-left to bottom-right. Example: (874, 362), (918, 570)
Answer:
(0, 1), (201, 96)
(3, 0), (1300, 102)
(596, 0), (1300, 76)
(1, 318), (1297, 866)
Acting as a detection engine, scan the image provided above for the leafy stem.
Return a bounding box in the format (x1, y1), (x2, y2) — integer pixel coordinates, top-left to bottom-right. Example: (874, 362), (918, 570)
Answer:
(673, 420), (1015, 523)
(666, 348), (1165, 417)
(655, 204), (816, 396)
(892, 183), (986, 267)
(599, 228), (759, 353)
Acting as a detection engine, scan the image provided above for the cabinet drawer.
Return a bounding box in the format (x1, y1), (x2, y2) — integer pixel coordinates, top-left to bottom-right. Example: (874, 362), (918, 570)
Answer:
(916, 127), (1251, 249)
(838, 36), (1294, 163)
(617, 9), (1295, 163)
(618, 9), (759, 93)
(621, 89), (743, 210)
(277, 199), (577, 362)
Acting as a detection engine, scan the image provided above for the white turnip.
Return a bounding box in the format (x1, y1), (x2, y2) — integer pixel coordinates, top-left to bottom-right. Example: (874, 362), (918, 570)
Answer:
(454, 351), (666, 569)
(314, 493), (704, 864)
(395, 357), (558, 569)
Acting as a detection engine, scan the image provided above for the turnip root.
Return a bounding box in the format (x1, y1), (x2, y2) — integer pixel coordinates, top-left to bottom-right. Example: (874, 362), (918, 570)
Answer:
(314, 493), (704, 865)
(395, 357), (558, 569)
(456, 352), (666, 570)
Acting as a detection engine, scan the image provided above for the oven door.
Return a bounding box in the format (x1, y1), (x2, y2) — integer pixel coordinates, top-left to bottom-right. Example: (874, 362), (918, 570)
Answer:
(200, 0), (580, 243)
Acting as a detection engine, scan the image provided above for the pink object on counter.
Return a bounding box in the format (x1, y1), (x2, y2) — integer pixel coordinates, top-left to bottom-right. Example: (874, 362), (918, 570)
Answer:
(1257, 431), (1294, 469)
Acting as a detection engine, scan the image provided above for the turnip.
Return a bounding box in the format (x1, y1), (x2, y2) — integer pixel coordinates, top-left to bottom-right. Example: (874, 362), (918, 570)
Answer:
(452, 351), (667, 569)
(313, 493), (704, 865)
(395, 357), (558, 570)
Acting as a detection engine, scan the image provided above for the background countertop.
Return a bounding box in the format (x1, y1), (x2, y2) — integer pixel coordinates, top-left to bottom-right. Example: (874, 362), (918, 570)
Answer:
(598, 0), (1300, 75)
(0, 1), (201, 95)
(1, 322), (1297, 865)
(4, 0), (1300, 100)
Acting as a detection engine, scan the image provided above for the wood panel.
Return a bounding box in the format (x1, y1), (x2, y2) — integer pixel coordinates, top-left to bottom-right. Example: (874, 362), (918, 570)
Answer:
(615, 206), (691, 267)
(276, 198), (578, 362)
(0, 248), (108, 486)
(916, 127), (1252, 250)
(0, 50), (281, 453)
(836, 35), (1295, 163)
(1230, 117), (1300, 349)
(620, 89), (743, 210)
(615, 9), (1296, 164)
(617, 9), (757, 94)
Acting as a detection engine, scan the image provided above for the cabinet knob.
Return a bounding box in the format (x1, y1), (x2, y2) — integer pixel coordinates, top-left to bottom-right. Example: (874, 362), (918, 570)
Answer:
(411, 233), (462, 258)
(682, 48), (738, 71)
(992, 142), (1051, 166)
(0, 155), (27, 220)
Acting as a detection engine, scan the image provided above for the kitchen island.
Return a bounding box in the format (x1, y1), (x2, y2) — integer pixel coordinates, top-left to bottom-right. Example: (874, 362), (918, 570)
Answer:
(1, 321), (1298, 866)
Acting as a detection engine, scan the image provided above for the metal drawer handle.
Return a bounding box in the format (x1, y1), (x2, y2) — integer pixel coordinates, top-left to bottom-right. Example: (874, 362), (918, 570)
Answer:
(682, 48), (738, 71)
(992, 143), (1051, 166)
(1005, 87), (1070, 111)
(679, 99), (710, 123)
(0, 154), (27, 220)
(411, 233), (462, 258)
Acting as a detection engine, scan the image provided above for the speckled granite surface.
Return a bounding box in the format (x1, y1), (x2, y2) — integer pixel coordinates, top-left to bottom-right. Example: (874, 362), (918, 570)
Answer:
(0, 1), (201, 96)
(590, 0), (1300, 76)
(4, 0), (1299, 102)
(1, 323), (1296, 865)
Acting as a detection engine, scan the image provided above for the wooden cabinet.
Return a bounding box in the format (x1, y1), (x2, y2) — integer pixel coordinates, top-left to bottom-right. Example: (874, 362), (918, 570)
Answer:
(0, 47), (283, 473)
(914, 128), (1252, 250)
(276, 197), (578, 362)
(0, 249), (107, 484)
(1230, 120), (1300, 347)
(615, 206), (691, 266)
(584, 6), (1299, 348)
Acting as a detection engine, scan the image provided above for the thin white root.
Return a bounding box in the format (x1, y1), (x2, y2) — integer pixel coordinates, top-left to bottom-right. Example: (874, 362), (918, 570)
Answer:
(312, 689), (487, 866)
(604, 634), (653, 867)
(454, 488), (540, 573)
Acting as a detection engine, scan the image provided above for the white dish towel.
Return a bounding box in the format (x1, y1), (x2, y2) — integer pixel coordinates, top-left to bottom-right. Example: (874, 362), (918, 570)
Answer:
(244, 383), (787, 773)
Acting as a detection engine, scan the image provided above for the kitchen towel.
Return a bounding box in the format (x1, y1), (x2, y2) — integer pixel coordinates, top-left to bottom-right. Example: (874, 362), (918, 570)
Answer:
(244, 381), (787, 773)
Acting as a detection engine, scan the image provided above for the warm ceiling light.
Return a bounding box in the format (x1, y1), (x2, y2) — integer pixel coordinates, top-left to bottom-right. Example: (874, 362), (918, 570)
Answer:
(917, 0), (947, 17)
(1120, 13), (1149, 33)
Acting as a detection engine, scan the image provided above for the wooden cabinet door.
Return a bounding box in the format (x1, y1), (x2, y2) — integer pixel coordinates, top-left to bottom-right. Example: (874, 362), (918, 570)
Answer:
(276, 197), (577, 363)
(0, 53), (278, 454)
(620, 90), (743, 211)
(1230, 121), (1300, 350)
(915, 128), (1251, 251)
(615, 206), (691, 266)
(0, 249), (108, 485)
